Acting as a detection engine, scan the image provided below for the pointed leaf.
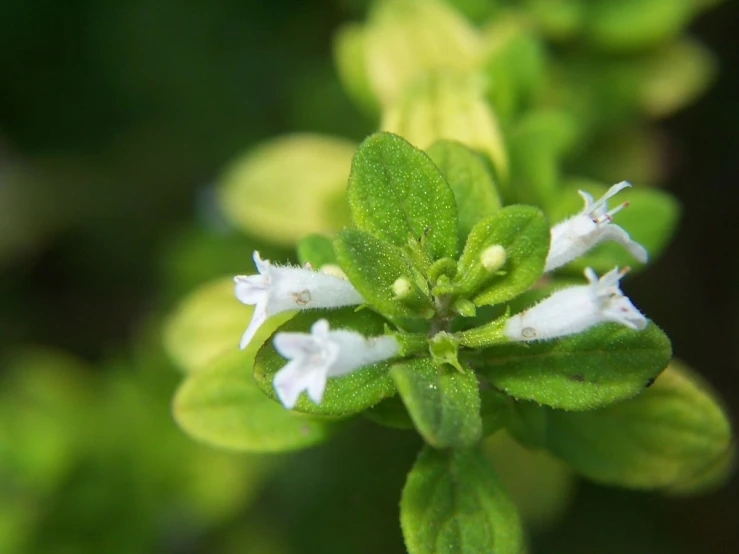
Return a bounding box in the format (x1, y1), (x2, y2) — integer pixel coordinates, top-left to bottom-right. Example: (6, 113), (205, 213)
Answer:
(174, 349), (341, 452)
(476, 322), (672, 410)
(253, 307), (397, 417)
(391, 358), (482, 449)
(537, 361), (733, 489)
(456, 206), (550, 306)
(401, 446), (524, 554)
(347, 132), (458, 260)
(426, 140), (502, 243)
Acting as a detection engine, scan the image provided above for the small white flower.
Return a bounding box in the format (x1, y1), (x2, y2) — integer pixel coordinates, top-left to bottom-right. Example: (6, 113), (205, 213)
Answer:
(234, 251), (364, 350)
(504, 266), (647, 342)
(272, 319), (399, 409)
(545, 181), (648, 272)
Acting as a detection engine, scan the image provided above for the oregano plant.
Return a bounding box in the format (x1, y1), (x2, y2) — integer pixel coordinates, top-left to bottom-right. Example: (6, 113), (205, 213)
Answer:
(164, 1), (734, 552)
(170, 132), (730, 554)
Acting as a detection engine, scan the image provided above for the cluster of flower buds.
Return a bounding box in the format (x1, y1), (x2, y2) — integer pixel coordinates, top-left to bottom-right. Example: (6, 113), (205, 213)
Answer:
(235, 183), (649, 409)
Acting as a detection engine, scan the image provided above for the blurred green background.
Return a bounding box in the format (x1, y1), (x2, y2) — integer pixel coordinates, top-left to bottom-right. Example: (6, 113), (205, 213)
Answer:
(1, 0), (737, 553)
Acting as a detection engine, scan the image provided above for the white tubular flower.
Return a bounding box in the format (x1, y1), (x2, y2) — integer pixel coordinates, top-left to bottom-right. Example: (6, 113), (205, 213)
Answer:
(504, 266), (647, 342)
(272, 319), (399, 409)
(234, 251), (364, 349)
(545, 181), (648, 272)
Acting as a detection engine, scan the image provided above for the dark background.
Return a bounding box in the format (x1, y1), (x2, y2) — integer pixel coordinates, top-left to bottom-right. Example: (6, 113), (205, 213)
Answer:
(1, 1), (737, 552)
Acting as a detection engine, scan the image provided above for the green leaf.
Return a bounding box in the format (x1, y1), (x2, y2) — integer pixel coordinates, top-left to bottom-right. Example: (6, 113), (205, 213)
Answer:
(174, 349), (341, 452)
(347, 132), (458, 261)
(253, 308), (398, 417)
(585, 0), (694, 52)
(364, 394), (415, 430)
(574, 126), (664, 187)
(665, 444), (736, 496)
(381, 73), (508, 180)
(550, 181), (680, 273)
(218, 134), (355, 245)
(296, 234), (337, 269)
(333, 23), (379, 114)
(480, 388), (513, 436)
(506, 109), (580, 207)
(426, 140), (502, 243)
(364, 0), (482, 106)
(163, 277), (292, 374)
(522, 0), (585, 40)
(455, 206), (550, 306)
(640, 38), (716, 118)
(476, 322), (672, 410)
(536, 361), (734, 489)
(482, 20), (547, 118)
(483, 431), (575, 530)
(391, 358), (482, 449)
(401, 446), (524, 554)
(335, 228), (433, 319)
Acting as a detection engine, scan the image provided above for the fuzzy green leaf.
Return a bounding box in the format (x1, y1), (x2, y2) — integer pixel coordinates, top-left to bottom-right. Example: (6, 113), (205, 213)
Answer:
(347, 132), (458, 261)
(401, 446), (524, 554)
(426, 140), (502, 243)
(335, 228), (433, 319)
(476, 322), (672, 410)
(174, 349), (341, 452)
(391, 358), (482, 449)
(253, 308), (397, 417)
(296, 234), (337, 269)
(534, 361), (733, 489)
(455, 206), (550, 306)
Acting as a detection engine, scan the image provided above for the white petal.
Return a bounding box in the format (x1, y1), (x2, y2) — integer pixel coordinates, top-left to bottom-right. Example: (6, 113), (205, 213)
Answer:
(252, 251), (270, 275)
(584, 267), (599, 285)
(239, 303), (267, 350)
(234, 275), (267, 304)
(600, 226), (648, 264)
(578, 189), (595, 209)
(311, 318), (331, 339)
(273, 361), (325, 409)
(589, 181), (631, 215)
(273, 331), (317, 359)
(306, 374), (328, 405)
(603, 298), (647, 330)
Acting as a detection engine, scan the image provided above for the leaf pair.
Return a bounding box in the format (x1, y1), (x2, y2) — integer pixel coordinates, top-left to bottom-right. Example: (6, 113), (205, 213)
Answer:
(336, 132), (551, 320)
